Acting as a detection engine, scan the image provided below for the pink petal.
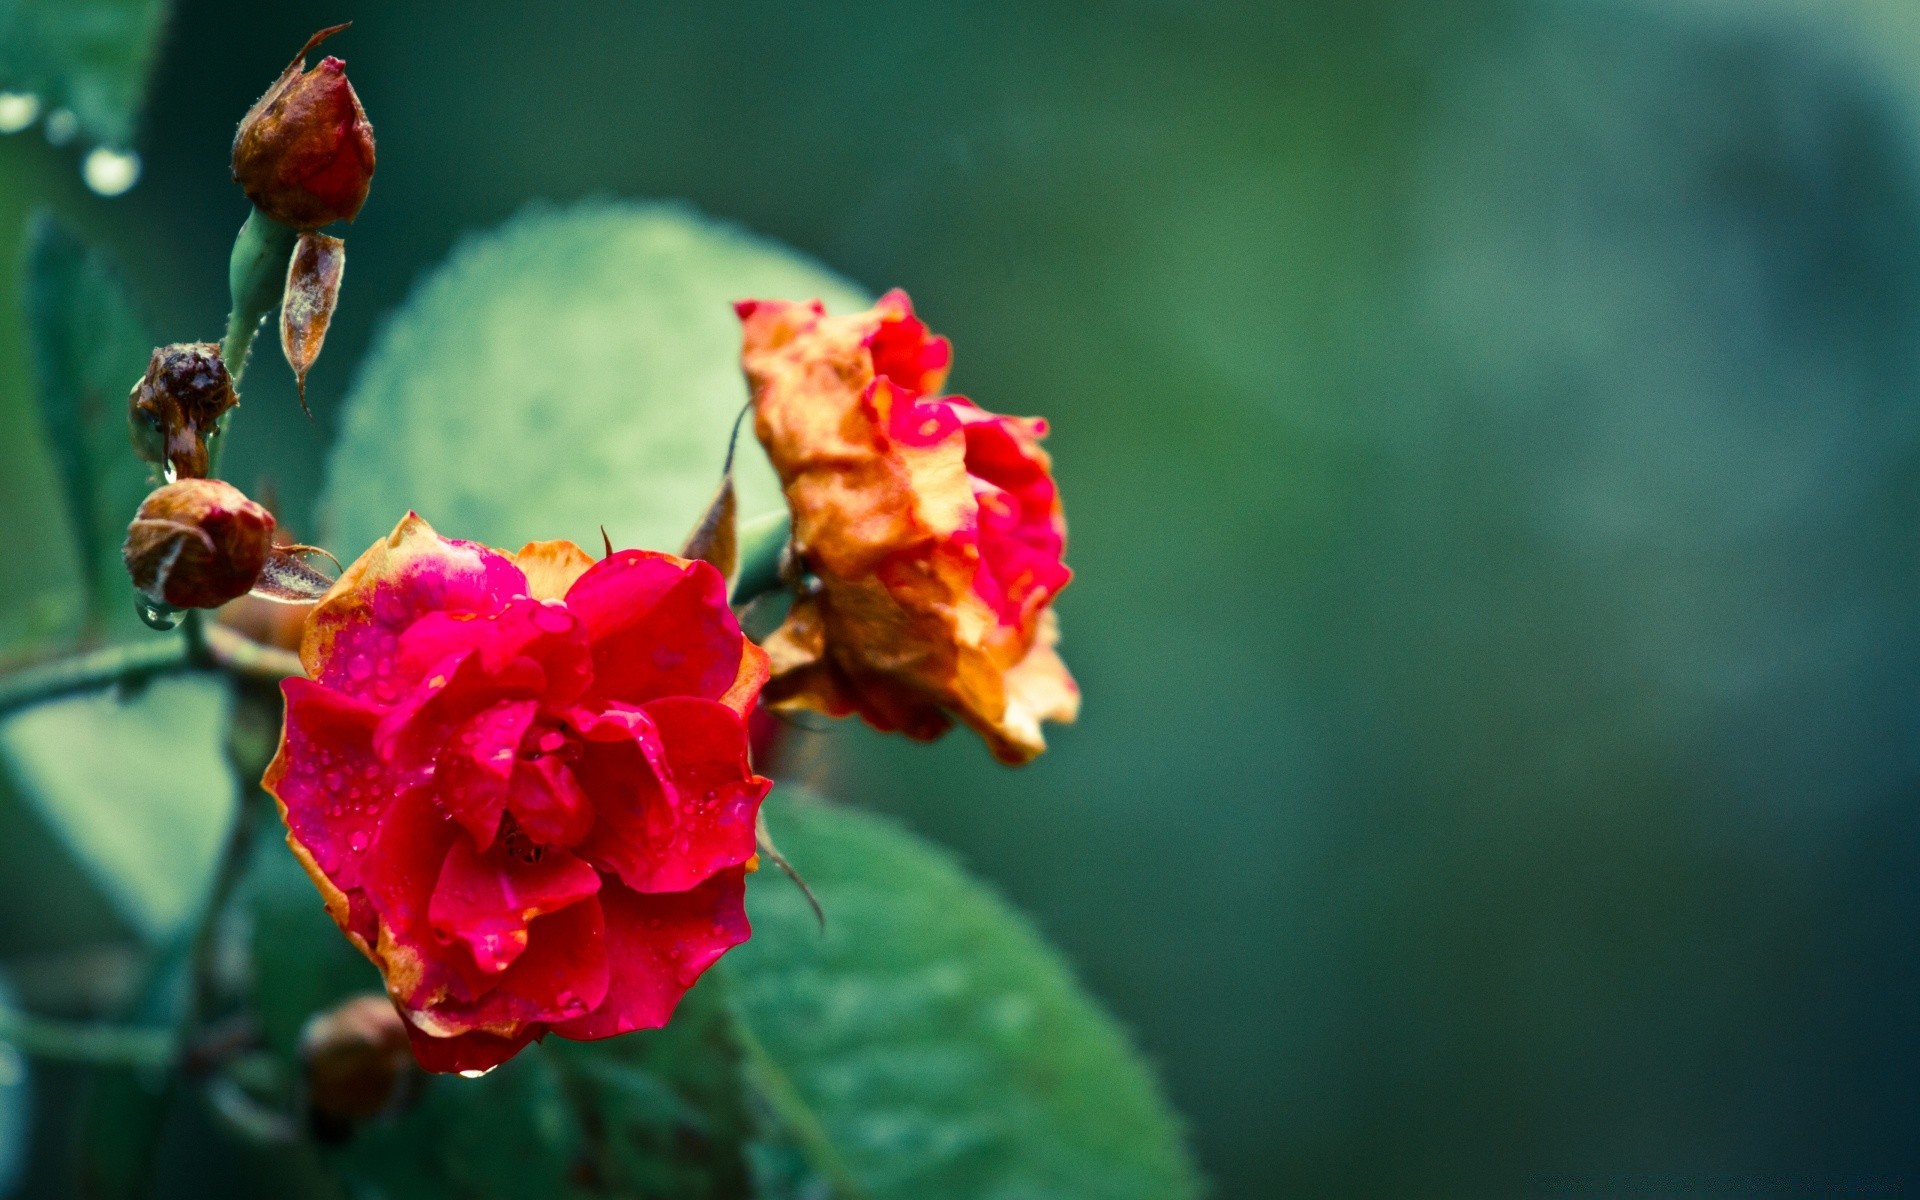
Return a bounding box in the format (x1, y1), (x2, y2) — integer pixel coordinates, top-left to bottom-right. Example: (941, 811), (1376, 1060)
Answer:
(565, 552), (743, 707)
(427, 897), (611, 1031)
(401, 1015), (539, 1075)
(575, 698), (765, 894)
(268, 678), (389, 894)
(398, 597), (592, 707)
(552, 872), (748, 1041)
(433, 700), (540, 848)
(427, 836), (601, 976)
(504, 754), (595, 848)
(304, 513), (527, 703)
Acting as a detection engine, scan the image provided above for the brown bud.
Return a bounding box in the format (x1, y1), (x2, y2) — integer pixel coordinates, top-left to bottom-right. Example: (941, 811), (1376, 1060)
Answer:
(232, 25), (376, 230)
(300, 994), (417, 1141)
(128, 343), (237, 482)
(124, 479), (274, 609)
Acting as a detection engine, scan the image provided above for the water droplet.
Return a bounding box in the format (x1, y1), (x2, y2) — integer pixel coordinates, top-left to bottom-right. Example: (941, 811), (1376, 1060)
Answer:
(82, 146), (140, 196)
(457, 1067), (495, 1080)
(324, 770), (345, 791)
(0, 92), (40, 134)
(162, 461), (178, 484)
(135, 595), (180, 630)
(42, 108), (77, 146)
(347, 654), (373, 681)
(349, 831), (369, 853)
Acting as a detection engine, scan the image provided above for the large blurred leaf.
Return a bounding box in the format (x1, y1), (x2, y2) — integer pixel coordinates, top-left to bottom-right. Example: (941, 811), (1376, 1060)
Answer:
(0, 976), (28, 1200)
(0, 676), (234, 941)
(21, 212), (156, 639)
(723, 790), (1202, 1200)
(0, 0), (169, 149)
(322, 200), (867, 557)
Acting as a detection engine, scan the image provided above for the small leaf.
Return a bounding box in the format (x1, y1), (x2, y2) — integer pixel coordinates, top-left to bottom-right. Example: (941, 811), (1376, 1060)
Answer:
(323, 201), (869, 557)
(722, 789), (1204, 1200)
(0, 677), (235, 942)
(22, 213), (158, 639)
(281, 231), (344, 418)
(249, 545), (337, 604)
(681, 476), (738, 580)
(0, 0), (169, 149)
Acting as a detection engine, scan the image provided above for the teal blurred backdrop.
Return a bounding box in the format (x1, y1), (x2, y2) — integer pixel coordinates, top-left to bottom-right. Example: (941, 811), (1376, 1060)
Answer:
(6, 0), (1920, 1194)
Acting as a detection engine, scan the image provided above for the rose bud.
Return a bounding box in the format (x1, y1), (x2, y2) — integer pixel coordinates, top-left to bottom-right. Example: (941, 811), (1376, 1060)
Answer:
(124, 479), (275, 609)
(232, 25), (376, 230)
(128, 343), (238, 482)
(300, 994), (418, 1141)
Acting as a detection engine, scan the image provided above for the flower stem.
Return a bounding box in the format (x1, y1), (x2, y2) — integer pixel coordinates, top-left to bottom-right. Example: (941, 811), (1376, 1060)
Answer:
(731, 510), (791, 608)
(219, 206), (299, 402)
(0, 1005), (176, 1068)
(0, 639), (188, 717)
(731, 1013), (866, 1199)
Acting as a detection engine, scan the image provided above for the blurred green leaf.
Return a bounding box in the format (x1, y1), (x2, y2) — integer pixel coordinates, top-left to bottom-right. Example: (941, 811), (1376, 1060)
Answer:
(0, 977), (28, 1200)
(322, 200), (868, 558)
(333, 1046), (583, 1200)
(0, 676), (234, 942)
(544, 978), (757, 1200)
(722, 790), (1202, 1200)
(0, 0), (169, 150)
(21, 212), (156, 640)
(74, 938), (188, 1200)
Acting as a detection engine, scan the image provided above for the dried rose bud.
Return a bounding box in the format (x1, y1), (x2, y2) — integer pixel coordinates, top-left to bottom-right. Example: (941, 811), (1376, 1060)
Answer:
(232, 25), (376, 230)
(124, 479), (275, 609)
(300, 994), (418, 1142)
(128, 343), (238, 482)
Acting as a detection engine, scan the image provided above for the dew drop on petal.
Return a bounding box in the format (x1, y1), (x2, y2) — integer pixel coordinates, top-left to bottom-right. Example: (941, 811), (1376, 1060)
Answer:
(457, 1067), (495, 1080)
(349, 831), (369, 853)
(347, 654), (373, 681)
(0, 92), (40, 134)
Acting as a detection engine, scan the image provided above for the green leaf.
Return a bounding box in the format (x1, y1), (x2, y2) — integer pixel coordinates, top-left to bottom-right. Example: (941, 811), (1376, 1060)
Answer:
(0, 675), (235, 942)
(0, 0), (169, 149)
(544, 977), (757, 1200)
(723, 790), (1203, 1200)
(333, 1047), (585, 1200)
(0, 976), (29, 1200)
(21, 212), (157, 639)
(322, 200), (868, 559)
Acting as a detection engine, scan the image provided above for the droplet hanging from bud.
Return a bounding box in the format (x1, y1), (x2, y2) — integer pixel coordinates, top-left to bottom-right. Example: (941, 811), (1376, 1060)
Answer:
(124, 479), (275, 609)
(281, 231), (344, 417)
(231, 24), (376, 231)
(128, 343), (238, 482)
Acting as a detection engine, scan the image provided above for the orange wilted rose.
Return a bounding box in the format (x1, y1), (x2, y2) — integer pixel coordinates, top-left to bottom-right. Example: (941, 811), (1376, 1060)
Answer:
(737, 290), (1078, 764)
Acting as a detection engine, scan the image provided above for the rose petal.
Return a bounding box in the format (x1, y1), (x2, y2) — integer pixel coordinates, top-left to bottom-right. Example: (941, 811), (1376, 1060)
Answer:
(575, 698), (765, 894)
(304, 513), (526, 701)
(566, 552), (743, 706)
(513, 539), (597, 601)
(552, 872), (747, 1041)
(266, 678), (389, 896)
(434, 699), (540, 848)
(401, 1014), (538, 1075)
(425, 897), (610, 1033)
(428, 836), (600, 976)
(504, 754), (595, 848)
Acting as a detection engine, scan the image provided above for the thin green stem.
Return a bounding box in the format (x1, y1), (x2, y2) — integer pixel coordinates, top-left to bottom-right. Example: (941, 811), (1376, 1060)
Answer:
(0, 625), (302, 718)
(731, 1013), (867, 1199)
(0, 639), (188, 717)
(731, 510), (791, 608)
(213, 206), (299, 480)
(0, 1005), (176, 1068)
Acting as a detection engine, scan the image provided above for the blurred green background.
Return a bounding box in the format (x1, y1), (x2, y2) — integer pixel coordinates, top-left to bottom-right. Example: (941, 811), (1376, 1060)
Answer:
(7, 0), (1920, 1194)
